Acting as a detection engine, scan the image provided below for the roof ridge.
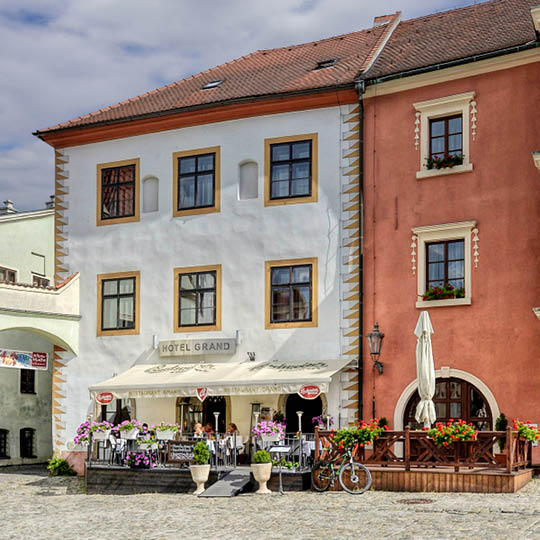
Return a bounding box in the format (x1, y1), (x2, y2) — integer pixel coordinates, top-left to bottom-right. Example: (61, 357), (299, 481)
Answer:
(259, 24), (380, 54)
(400, 0), (501, 26)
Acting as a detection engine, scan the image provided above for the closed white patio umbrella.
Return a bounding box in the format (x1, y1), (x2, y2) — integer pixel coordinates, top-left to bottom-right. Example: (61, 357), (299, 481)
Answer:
(414, 311), (436, 428)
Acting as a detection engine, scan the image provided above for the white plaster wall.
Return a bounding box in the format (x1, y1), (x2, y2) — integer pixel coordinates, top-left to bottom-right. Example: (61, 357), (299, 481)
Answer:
(0, 211), (54, 285)
(0, 329), (53, 465)
(136, 397), (176, 426)
(61, 107), (344, 444)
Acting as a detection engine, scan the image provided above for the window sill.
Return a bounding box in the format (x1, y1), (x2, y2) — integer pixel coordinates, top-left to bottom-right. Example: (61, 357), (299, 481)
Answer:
(266, 320), (318, 330)
(416, 163), (473, 180)
(416, 297), (471, 308)
(97, 328), (139, 337)
(174, 324), (221, 333)
(173, 206), (220, 218)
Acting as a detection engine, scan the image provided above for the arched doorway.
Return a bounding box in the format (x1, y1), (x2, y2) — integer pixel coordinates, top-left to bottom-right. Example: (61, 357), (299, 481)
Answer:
(404, 377), (492, 430)
(285, 393), (322, 433)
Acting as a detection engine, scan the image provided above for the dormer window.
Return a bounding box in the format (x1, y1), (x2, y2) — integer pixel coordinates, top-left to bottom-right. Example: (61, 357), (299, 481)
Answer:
(202, 79), (224, 90)
(314, 58), (338, 70)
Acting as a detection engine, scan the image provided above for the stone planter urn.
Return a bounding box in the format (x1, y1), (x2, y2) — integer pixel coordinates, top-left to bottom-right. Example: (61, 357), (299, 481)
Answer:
(251, 463), (272, 494)
(190, 464), (211, 495)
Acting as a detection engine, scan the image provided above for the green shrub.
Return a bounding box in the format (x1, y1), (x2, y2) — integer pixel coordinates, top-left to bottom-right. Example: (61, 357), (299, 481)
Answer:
(252, 450), (271, 464)
(193, 441), (210, 465)
(47, 456), (76, 476)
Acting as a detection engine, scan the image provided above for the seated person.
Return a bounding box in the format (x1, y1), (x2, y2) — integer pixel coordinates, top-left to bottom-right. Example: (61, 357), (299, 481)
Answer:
(226, 423), (239, 435)
(193, 423), (205, 438)
(203, 423), (215, 435)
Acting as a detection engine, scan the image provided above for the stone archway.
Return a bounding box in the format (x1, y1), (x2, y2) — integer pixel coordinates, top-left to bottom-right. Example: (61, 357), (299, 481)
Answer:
(393, 367), (500, 431)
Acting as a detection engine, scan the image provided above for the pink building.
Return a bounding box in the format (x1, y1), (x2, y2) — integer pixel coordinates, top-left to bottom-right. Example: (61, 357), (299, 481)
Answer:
(360, 0), (540, 458)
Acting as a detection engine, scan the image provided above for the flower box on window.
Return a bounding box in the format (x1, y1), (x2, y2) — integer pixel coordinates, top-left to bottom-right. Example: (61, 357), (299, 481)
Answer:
(422, 283), (465, 302)
(425, 154), (464, 170)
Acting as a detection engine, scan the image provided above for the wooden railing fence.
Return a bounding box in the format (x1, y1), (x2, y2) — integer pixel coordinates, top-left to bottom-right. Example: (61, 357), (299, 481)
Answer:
(314, 426), (531, 473)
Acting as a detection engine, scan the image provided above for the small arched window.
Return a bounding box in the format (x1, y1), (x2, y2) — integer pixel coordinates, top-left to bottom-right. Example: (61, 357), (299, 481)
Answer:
(238, 161), (258, 200)
(142, 176), (159, 213)
(20, 427), (35, 458)
(0, 429), (9, 459)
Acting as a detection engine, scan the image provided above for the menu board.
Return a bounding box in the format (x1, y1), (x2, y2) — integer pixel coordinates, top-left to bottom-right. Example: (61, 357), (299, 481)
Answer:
(167, 440), (196, 463)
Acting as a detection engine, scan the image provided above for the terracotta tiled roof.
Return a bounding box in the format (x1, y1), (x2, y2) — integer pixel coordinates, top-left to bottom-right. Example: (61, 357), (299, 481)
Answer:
(36, 21), (395, 134)
(36, 0), (538, 136)
(365, 0), (539, 80)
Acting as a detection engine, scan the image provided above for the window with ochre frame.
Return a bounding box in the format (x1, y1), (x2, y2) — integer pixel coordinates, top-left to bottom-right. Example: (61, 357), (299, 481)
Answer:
(97, 271), (140, 336)
(96, 158), (140, 226)
(264, 134), (318, 206)
(172, 147), (221, 217)
(173, 264), (222, 332)
(265, 258), (318, 329)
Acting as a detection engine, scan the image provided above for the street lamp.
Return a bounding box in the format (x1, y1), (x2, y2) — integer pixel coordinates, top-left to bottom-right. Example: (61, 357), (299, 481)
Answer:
(367, 322), (385, 374)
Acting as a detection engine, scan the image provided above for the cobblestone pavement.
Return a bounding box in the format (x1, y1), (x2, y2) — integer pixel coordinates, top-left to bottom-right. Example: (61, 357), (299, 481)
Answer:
(1, 469), (539, 540)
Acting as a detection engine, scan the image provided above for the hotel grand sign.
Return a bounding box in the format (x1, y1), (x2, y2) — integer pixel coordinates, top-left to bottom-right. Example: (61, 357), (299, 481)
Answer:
(159, 338), (236, 357)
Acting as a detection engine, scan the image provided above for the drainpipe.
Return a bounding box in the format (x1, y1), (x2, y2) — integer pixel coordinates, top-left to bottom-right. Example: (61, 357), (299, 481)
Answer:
(354, 79), (366, 421)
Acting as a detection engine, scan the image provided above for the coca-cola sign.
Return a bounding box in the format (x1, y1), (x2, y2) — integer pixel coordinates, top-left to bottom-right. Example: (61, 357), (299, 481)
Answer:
(298, 385), (321, 400)
(96, 392), (114, 405)
(196, 387), (208, 402)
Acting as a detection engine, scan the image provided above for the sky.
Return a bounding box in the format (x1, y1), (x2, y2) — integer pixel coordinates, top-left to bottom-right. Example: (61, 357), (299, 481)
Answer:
(0, 0), (478, 211)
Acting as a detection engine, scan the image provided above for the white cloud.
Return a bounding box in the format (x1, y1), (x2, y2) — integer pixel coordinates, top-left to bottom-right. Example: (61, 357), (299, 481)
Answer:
(0, 0), (467, 210)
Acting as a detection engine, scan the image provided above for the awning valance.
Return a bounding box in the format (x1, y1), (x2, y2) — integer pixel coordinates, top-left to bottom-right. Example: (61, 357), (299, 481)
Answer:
(89, 359), (352, 399)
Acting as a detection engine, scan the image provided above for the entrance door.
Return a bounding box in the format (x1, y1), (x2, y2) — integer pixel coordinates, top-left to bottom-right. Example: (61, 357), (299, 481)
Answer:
(404, 377), (492, 430)
(285, 393), (322, 433)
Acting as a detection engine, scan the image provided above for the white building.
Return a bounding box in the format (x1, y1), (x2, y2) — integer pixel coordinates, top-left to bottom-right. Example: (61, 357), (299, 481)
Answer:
(0, 199), (79, 466)
(34, 14), (401, 457)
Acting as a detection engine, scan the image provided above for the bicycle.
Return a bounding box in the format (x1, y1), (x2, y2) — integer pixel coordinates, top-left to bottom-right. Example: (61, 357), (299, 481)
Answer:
(311, 443), (372, 494)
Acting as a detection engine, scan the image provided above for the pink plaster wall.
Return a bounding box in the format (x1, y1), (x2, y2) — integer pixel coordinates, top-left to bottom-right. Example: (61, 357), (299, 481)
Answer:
(362, 62), (540, 459)
(61, 450), (86, 476)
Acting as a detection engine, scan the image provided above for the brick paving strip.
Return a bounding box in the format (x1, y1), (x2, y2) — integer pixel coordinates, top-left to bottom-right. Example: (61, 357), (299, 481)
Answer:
(0, 470), (539, 539)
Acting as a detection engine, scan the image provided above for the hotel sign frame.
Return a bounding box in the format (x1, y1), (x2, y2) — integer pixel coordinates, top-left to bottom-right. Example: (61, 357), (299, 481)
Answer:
(159, 338), (236, 357)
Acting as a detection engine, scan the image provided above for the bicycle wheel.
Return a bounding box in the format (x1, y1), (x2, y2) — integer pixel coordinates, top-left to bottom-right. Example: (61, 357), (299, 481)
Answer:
(311, 461), (332, 492)
(339, 462), (372, 494)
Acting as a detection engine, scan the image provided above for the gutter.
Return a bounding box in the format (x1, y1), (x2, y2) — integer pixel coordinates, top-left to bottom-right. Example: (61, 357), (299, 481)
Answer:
(354, 79), (366, 421)
(362, 41), (539, 85)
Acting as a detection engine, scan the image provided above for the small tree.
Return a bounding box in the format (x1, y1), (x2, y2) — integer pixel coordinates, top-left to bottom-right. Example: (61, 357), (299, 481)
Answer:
(193, 441), (210, 465)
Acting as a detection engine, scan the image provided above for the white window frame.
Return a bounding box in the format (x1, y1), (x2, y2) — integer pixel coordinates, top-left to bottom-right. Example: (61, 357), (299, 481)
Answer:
(414, 92), (475, 179)
(413, 220), (476, 308)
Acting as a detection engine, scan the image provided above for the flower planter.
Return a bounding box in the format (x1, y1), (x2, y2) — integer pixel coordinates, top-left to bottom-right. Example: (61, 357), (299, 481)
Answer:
(261, 434), (281, 443)
(156, 429), (175, 441)
(189, 464), (211, 495)
(92, 430), (111, 441)
(120, 428), (140, 440)
(251, 463), (272, 494)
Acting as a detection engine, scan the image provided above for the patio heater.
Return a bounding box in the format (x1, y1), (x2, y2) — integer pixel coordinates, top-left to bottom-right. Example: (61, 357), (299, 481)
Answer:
(366, 322), (385, 375)
(296, 411), (304, 433)
(213, 411), (220, 434)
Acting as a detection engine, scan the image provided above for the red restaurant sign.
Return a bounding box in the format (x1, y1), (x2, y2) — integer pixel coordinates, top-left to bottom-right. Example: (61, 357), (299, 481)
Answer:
(196, 387), (208, 402)
(298, 385), (321, 400)
(95, 392), (114, 405)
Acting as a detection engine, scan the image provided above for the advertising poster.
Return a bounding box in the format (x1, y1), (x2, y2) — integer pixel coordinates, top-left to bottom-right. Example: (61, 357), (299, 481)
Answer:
(0, 348), (48, 370)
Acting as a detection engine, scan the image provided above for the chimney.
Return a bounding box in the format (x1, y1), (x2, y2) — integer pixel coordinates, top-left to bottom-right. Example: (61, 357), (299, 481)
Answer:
(45, 195), (55, 209)
(0, 200), (17, 215)
(373, 13), (398, 26)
